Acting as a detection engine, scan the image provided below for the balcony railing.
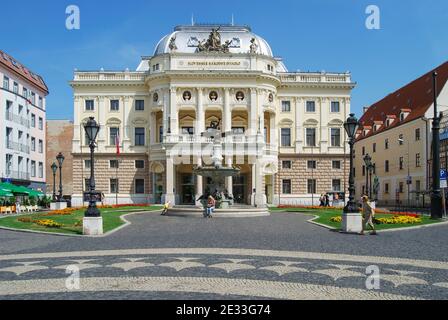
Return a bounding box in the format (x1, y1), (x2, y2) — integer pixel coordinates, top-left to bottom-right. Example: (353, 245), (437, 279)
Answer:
(4, 171), (31, 181)
(73, 72), (146, 82)
(5, 139), (30, 154)
(5, 111), (30, 128)
(278, 72), (352, 84)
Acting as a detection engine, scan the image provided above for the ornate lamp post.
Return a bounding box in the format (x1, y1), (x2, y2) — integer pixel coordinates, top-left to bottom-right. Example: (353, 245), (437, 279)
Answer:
(363, 154), (372, 198)
(431, 72), (443, 219)
(51, 162), (58, 202)
(342, 113), (363, 233)
(83, 117), (103, 235)
(56, 152), (65, 201)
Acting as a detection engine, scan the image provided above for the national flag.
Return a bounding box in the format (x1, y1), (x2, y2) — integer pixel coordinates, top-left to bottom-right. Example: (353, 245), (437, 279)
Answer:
(115, 132), (121, 155)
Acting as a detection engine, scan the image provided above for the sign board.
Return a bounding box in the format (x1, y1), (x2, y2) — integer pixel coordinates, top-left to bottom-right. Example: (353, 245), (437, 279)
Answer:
(441, 170), (447, 189)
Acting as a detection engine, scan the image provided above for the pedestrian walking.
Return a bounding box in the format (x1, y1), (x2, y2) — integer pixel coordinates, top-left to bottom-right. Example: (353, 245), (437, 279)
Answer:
(360, 195), (377, 235)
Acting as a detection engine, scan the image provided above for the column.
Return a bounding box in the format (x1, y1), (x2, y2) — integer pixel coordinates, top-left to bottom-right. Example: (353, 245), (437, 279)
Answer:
(226, 156), (233, 199)
(223, 88), (231, 133)
(254, 160), (267, 207)
(320, 97), (329, 152)
(196, 88), (205, 137)
(170, 87), (178, 135)
(250, 88), (258, 136)
(295, 97), (301, 152)
(150, 112), (157, 145)
(195, 157), (203, 207)
(122, 96), (131, 149)
(164, 157), (176, 204)
(163, 90), (169, 136)
(98, 96), (106, 143)
(251, 163), (256, 206)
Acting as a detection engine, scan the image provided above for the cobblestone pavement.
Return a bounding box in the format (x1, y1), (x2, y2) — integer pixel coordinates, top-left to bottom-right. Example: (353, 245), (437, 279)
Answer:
(1, 211), (448, 300)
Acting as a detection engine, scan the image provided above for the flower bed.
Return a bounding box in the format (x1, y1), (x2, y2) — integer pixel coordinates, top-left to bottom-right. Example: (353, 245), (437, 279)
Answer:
(43, 208), (77, 216)
(278, 205), (339, 210)
(330, 215), (421, 225)
(33, 219), (63, 228)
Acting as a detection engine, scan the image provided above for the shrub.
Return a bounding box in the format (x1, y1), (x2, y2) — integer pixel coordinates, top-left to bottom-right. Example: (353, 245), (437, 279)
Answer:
(34, 219), (63, 228)
(18, 217), (32, 223)
(374, 215), (422, 225)
(43, 208), (76, 216)
(330, 216), (342, 223)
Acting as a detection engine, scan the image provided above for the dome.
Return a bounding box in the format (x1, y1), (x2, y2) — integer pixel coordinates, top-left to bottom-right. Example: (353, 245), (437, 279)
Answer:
(153, 24), (274, 57)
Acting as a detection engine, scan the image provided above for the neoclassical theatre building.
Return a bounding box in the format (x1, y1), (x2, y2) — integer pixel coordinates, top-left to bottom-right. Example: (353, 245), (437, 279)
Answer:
(71, 24), (355, 207)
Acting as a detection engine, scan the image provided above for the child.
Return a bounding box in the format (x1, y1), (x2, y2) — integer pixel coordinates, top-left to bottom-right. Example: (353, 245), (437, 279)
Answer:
(161, 201), (170, 216)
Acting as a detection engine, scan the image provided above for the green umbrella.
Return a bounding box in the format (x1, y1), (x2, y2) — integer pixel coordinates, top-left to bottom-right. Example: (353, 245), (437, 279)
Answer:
(0, 189), (14, 197)
(0, 183), (28, 195)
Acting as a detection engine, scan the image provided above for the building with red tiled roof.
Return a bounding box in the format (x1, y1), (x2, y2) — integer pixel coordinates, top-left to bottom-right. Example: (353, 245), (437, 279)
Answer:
(0, 50), (49, 192)
(354, 61), (448, 207)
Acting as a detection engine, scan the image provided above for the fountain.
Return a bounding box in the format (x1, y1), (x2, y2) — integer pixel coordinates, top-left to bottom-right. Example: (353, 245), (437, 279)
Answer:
(193, 121), (240, 209)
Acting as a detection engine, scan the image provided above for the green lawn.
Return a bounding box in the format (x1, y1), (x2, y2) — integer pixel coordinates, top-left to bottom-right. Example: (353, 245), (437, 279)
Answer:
(0, 206), (163, 235)
(269, 207), (444, 230)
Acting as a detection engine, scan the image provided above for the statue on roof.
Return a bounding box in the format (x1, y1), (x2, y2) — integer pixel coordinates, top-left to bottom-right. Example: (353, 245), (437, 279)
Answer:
(249, 38), (258, 54)
(169, 36), (178, 52)
(196, 27), (231, 53)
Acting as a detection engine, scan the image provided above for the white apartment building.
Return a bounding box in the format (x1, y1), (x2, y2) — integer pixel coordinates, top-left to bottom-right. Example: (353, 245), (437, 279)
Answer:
(0, 50), (48, 191)
(71, 24), (354, 206)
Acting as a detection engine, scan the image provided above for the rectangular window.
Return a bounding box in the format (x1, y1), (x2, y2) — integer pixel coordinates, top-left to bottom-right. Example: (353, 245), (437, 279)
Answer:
(399, 182), (404, 193)
(135, 160), (145, 169)
(231, 127), (245, 135)
(38, 140), (43, 153)
(135, 179), (145, 194)
(31, 161), (36, 177)
(362, 146), (365, 155)
(416, 153), (421, 167)
(13, 82), (18, 94)
(399, 157), (404, 170)
(110, 160), (119, 169)
(38, 162), (43, 178)
(415, 128), (421, 141)
(362, 165), (366, 176)
(416, 180), (421, 192)
(110, 127), (120, 146)
(135, 127), (145, 146)
(159, 126), (164, 143)
(399, 134), (404, 145)
(85, 100), (94, 111)
(330, 128), (341, 147)
(38, 117), (43, 130)
(385, 183), (389, 194)
(3, 76), (9, 90)
(385, 139), (389, 150)
(385, 160), (389, 172)
(110, 179), (119, 193)
(306, 101), (315, 112)
(23, 87), (27, 98)
(307, 160), (317, 170)
(5, 154), (13, 175)
(84, 159), (91, 169)
(281, 101), (291, 112)
(307, 179), (317, 194)
(306, 128), (316, 146)
(331, 101), (340, 113)
(31, 114), (36, 128)
(39, 96), (43, 108)
(135, 100), (145, 111)
(282, 160), (292, 169)
(281, 128), (291, 147)
(332, 179), (341, 192)
(282, 179), (292, 194)
(332, 160), (341, 169)
(110, 100), (119, 111)
(31, 137), (36, 151)
(373, 143), (376, 153)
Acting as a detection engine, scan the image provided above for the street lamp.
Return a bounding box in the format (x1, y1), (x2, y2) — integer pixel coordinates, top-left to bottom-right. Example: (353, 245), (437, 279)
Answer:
(342, 113), (362, 233)
(363, 153), (372, 198)
(398, 138), (411, 207)
(431, 72), (443, 219)
(51, 162), (58, 202)
(83, 117), (103, 235)
(56, 152), (65, 201)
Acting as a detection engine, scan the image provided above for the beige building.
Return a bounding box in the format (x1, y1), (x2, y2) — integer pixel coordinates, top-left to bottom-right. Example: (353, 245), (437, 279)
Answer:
(70, 24), (355, 206)
(355, 61), (448, 206)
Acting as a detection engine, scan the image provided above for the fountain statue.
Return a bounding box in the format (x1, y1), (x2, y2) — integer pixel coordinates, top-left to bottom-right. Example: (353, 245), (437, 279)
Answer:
(194, 121), (240, 209)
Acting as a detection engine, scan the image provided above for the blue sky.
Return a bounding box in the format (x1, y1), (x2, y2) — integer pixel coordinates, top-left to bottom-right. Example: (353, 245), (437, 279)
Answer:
(1, 0), (447, 120)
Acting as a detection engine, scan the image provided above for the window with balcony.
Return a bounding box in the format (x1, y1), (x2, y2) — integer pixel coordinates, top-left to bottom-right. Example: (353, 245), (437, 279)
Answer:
(135, 127), (145, 146)
(182, 127), (194, 135)
(330, 128), (341, 147)
(331, 101), (340, 113)
(306, 128), (316, 146)
(110, 100), (119, 111)
(281, 128), (291, 147)
(135, 100), (145, 111)
(85, 100), (94, 111)
(306, 101), (315, 112)
(231, 127), (245, 135)
(109, 127), (120, 146)
(281, 101), (291, 112)
(282, 179), (292, 194)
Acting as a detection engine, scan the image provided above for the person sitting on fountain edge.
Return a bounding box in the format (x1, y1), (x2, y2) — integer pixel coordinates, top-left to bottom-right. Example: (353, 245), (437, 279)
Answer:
(205, 195), (216, 218)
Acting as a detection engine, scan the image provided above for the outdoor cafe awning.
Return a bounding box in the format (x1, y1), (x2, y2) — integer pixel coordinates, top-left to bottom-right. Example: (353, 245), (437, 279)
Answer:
(0, 183), (44, 197)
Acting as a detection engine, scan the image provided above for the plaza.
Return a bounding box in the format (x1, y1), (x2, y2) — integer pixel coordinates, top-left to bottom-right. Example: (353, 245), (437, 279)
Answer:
(1, 210), (448, 300)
